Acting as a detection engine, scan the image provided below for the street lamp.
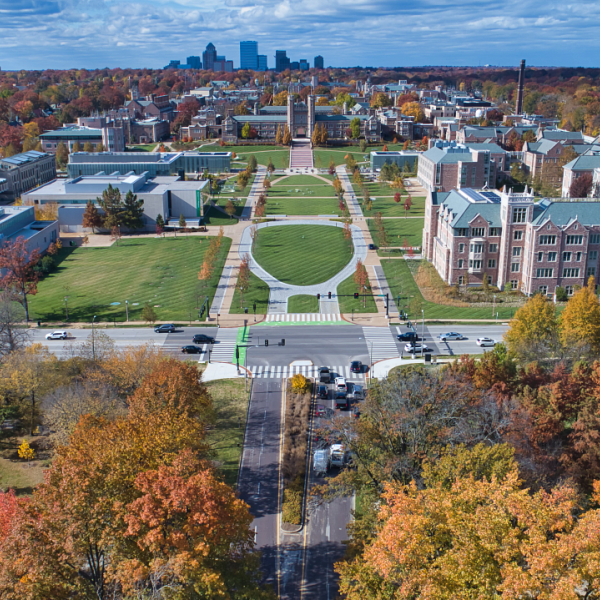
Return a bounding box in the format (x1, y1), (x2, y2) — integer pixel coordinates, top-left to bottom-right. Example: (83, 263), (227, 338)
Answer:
(64, 296), (69, 322)
(92, 315), (97, 361)
(125, 300), (129, 322)
(368, 340), (373, 384)
(421, 309), (425, 357)
(492, 294), (496, 317)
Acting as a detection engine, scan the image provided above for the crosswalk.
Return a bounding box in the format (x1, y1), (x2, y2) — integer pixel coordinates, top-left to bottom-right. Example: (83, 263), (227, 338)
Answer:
(247, 364), (364, 380)
(264, 313), (342, 323)
(362, 326), (400, 362)
(209, 329), (239, 362)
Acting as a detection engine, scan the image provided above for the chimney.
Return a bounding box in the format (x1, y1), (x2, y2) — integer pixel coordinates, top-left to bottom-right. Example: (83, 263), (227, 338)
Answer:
(515, 59), (525, 115)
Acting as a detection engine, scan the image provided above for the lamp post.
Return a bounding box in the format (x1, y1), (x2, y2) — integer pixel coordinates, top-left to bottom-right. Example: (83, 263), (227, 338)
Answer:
(92, 315), (97, 361)
(125, 300), (129, 322)
(421, 309), (425, 357)
(64, 296), (69, 322)
(492, 294), (496, 317)
(368, 340), (373, 384)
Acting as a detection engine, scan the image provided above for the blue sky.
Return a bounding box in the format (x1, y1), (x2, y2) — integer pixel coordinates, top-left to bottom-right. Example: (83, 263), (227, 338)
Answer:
(0, 0), (596, 70)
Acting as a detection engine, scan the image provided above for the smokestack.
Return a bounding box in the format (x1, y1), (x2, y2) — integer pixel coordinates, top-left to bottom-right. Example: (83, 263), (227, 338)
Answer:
(515, 59), (525, 115)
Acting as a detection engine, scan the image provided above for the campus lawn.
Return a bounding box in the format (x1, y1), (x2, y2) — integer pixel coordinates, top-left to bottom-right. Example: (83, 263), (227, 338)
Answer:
(274, 175), (330, 186)
(253, 225), (353, 286)
(288, 295), (319, 313)
(214, 174), (255, 198)
(368, 217), (424, 248)
(337, 273), (377, 313)
(268, 184), (337, 198)
(380, 259), (518, 320)
(313, 144), (407, 168)
(203, 206), (239, 225)
(263, 197), (342, 216)
(127, 144), (157, 152)
(230, 272), (270, 315)
(361, 195), (426, 218)
(199, 145), (290, 170)
(205, 377), (250, 486)
(28, 237), (231, 323)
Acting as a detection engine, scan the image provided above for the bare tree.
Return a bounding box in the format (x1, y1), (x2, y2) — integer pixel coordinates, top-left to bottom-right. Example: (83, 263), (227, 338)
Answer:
(0, 290), (30, 358)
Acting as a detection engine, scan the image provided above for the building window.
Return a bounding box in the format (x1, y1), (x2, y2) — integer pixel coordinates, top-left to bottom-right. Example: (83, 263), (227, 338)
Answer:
(562, 252), (572, 262)
(458, 276), (464, 285)
(511, 263), (520, 272)
(590, 234), (600, 244)
(576, 252), (582, 261)
(588, 267), (596, 277)
(566, 235), (583, 245)
(472, 227), (485, 237)
(459, 243), (465, 253)
(539, 285), (548, 295)
(510, 280), (518, 290)
(548, 252), (557, 262)
(565, 285), (574, 296)
(537, 251), (544, 262)
(590, 250), (598, 260)
(458, 259), (463, 268)
(536, 268), (554, 278)
(513, 207), (527, 223)
(489, 227), (501, 236)
(562, 268), (580, 278)
(469, 260), (482, 269)
(487, 275), (493, 285)
(512, 247), (522, 257)
(488, 259), (496, 268)
(513, 230), (523, 240)
(456, 228), (468, 236)
(539, 235), (556, 245)
(470, 243), (483, 253)
(489, 244), (498, 253)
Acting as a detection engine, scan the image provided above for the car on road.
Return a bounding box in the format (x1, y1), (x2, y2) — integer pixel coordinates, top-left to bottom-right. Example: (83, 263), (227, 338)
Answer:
(181, 345), (202, 354)
(350, 360), (362, 373)
(368, 243), (376, 250)
(335, 377), (347, 391)
(476, 337), (497, 347)
(313, 449), (329, 476)
(45, 330), (68, 340)
(335, 389), (349, 409)
(318, 367), (331, 383)
(349, 384), (364, 400)
(438, 332), (464, 341)
(192, 334), (215, 344)
(154, 324), (176, 333)
(404, 342), (432, 353)
(317, 385), (328, 399)
(315, 404), (327, 418)
(397, 331), (419, 342)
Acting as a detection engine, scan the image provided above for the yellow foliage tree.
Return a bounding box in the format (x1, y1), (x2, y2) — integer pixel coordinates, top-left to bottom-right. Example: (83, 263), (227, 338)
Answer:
(559, 276), (600, 354)
(402, 102), (425, 123)
(291, 373), (309, 394)
(18, 439), (34, 464)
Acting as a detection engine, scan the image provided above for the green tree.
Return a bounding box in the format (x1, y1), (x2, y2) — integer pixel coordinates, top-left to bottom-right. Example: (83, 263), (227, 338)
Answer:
(97, 184), (124, 230)
(155, 213), (165, 229)
(247, 154), (258, 173)
(267, 157), (275, 173)
(359, 139), (367, 153)
(241, 122), (251, 139)
(142, 302), (157, 323)
(178, 213), (187, 231)
(55, 142), (69, 169)
(120, 190), (144, 232)
(350, 117), (361, 139)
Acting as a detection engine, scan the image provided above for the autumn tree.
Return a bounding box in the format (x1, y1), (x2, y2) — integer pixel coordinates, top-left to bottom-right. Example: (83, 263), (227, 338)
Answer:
(275, 125), (283, 145)
(354, 258), (368, 307)
(237, 170), (249, 191)
(0, 291), (29, 357)
(402, 101), (424, 122)
(560, 276), (600, 355)
(82, 200), (103, 233)
(267, 157), (275, 173)
(404, 195), (412, 217)
(142, 302), (157, 323)
(283, 124), (292, 145)
(236, 254), (251, 308)
(72, 141), (81, 153)
(17, 439), (34, 465)
(0, 236), (41, 323)
(83, 141), (94, 153)
(394, 191), (401, 203)
(570, 172), (593, 198)
(225, 199), (236, 219)
(343, 220), (352, 240)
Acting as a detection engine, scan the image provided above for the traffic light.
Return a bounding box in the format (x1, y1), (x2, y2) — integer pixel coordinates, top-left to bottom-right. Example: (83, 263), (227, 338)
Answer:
(328, 291), (332, 299)
(281, 339), (285, 346)
(244, 307), (248, 314)
(253, 302), (256, 313)
(235, 346), (239, 359)
(317, 293), (320, 300)
(265, 340), (269, 347)
(354, 292), (359, 299)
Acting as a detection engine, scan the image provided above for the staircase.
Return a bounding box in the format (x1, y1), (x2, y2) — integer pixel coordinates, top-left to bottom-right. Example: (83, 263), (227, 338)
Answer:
(289, 139), (313, 169)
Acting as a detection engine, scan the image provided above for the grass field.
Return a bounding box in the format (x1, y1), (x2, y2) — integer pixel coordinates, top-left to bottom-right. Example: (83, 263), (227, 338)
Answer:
(0, 433), (47, 495)
(213, 174), (255, 199)
(29, 237), (231, 323)
(205, 378), (249, 486)
(253, 225), (353, 286)
(230, 272), (270, 315)
(263, 197), (342, 216)
(128, 144), (157, 152)
(361, 195), (426, 218)
(313, 144), (408, 168)
(203, 206), (239, 225)
(381, 259), (519, 320)
(337, 273), (377, 313)
(288, 295), (319, 312)
(268, 184), (337, 198)
(275, 175), (329, 186)
(200, 145), (290, 170)
(368, 217), (424, 248)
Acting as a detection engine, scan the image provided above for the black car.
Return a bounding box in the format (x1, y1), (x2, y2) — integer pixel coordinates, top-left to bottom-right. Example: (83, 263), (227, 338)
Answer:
(318, 367), (331, 383)
(193, 334), (215, 344)
(350, 360), (362, 373)
(181, 345), (202, 354)
(317, 385), (328, 399)
(397, 331), (420, 342)
(154, 323), (176, 333)
(368, 243), (376, 250)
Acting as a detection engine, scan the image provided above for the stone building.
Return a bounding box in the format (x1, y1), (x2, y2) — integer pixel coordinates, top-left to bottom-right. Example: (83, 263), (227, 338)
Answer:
(0, 150), (56, 199)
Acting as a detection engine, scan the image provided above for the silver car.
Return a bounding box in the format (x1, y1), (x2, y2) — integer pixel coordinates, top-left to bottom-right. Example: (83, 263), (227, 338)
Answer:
(438, 331), (464, 341)
(476, 337), (496, 347)
(404, 342), (431, 353)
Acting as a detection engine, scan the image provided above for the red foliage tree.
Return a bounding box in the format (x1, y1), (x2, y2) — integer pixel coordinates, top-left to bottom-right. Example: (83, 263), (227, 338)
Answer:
(570, 172), (593, 198)
(394, 192), (401, 203)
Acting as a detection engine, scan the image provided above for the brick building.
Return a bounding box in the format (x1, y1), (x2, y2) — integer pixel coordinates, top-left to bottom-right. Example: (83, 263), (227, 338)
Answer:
(0, 150), (56, 199)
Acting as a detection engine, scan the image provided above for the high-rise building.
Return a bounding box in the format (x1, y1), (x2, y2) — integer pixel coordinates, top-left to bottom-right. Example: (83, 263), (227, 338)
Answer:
(202, 43), (217, 71)
(314, 55), (324, 69)
(257, 54), (268, 71)
(290, 61), (299, 71)
(240, 41), (258, 70)
(299, 59), (309, 71)
(187, 56), (201, 69)
(275, 50), (290, 73)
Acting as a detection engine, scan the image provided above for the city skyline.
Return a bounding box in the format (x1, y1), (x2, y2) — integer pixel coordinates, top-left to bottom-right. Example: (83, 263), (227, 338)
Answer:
(0, 0), (598, 70)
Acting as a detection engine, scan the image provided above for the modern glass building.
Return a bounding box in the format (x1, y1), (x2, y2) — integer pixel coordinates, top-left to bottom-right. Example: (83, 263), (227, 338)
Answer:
(240, 41), (258, 70)
(257, 54), (268, 71)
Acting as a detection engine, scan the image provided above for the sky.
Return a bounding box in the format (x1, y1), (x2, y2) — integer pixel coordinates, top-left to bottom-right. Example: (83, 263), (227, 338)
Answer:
(0, 0), (598, 71)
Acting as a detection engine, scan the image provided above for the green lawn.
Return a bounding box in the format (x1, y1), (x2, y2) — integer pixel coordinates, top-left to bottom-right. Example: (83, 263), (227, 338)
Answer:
(213, 174), (255, 198)
(361, 195), (426, 218)
(202, 145), (290, 170)
(230, 272), (270, 315)
(29, 237), (231, 323)
(205, 378), (250, 486)
(253, 225), (353, 286)
(381, 259), (519, 320)
(128, 144), (157, 152)
(268, 184), (336, 198)
(275, 175), (329, 186)
(368, 218), (424, 247)
(313, 145), (408, 168)
(337, 272), (377, 313)
(263, 197), (342, 216)
(288, 295), (319, 313)
(203, 206), (239, 226)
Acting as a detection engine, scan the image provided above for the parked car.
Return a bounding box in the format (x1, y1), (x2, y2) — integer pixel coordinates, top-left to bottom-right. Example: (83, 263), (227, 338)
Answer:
(397, 331), (419, 342)
(154, 324), (176, 333)
(317, 385), (328, 399)
(368, 243), (376, 250)
(315, 404), (327, 418)
(438, 332), (464, 341)
(192, 334), (215, 344)
(45, 330), (67, 340)
(181, 345), (202, 354)
(319, 367), (331, 383)
(350, 360), (362, 373)
(476, 337), (497, 347)
(404, 342), (432, 353)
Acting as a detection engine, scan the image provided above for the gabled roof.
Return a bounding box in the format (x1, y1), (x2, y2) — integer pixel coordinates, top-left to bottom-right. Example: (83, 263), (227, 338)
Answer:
(532, 202), (600, 227)
(541, 130), (584, 142)
(562, 154), (600, 171)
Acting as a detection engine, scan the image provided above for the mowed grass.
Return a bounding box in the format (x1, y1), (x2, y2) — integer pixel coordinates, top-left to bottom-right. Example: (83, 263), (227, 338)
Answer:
(253, 225), (353, 286)
(368, 217), (424, 248)
(128, 144), (157, 152)
(203, 145), (290, 170)
(263, 197), (342, 216)
(230, 272), (270, 315)
(275, 175), (329, 186)
(268, 185), (336, 198)
(288, 295), (319, 313)
(337, 273), (377, 313)
(381, 259), (518, 320)
(205, 377), (250, 486)
(361, 195), (426, 217)
(29, 237), (231, 323)
(203, 206), (239, 225)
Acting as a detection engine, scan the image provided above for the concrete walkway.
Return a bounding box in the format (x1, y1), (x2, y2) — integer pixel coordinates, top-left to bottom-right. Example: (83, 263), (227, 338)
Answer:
(202, 361), (248, 381)
(242, 165), (266, 219)
(238, 220), (368, 314)
(336, 165), (363, 220)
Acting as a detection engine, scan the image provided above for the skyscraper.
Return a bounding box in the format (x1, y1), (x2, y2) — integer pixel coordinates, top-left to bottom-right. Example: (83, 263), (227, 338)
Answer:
(202, 43), (217, 71)
(187, 56), (201, 69)
(275, 50), (290, 73)
(240, 41), (258, 70)
(257, 55), (268, 71)
(314, 55), (324, 69)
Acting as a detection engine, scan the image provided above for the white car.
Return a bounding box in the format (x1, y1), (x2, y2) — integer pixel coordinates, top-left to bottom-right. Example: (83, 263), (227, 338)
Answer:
(476, 337), (496, 347)
(438, 331), (464, 341)
(45, 330), (68, 340)
(335, 377), (347, 390)
(404, 342), (432, 353)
